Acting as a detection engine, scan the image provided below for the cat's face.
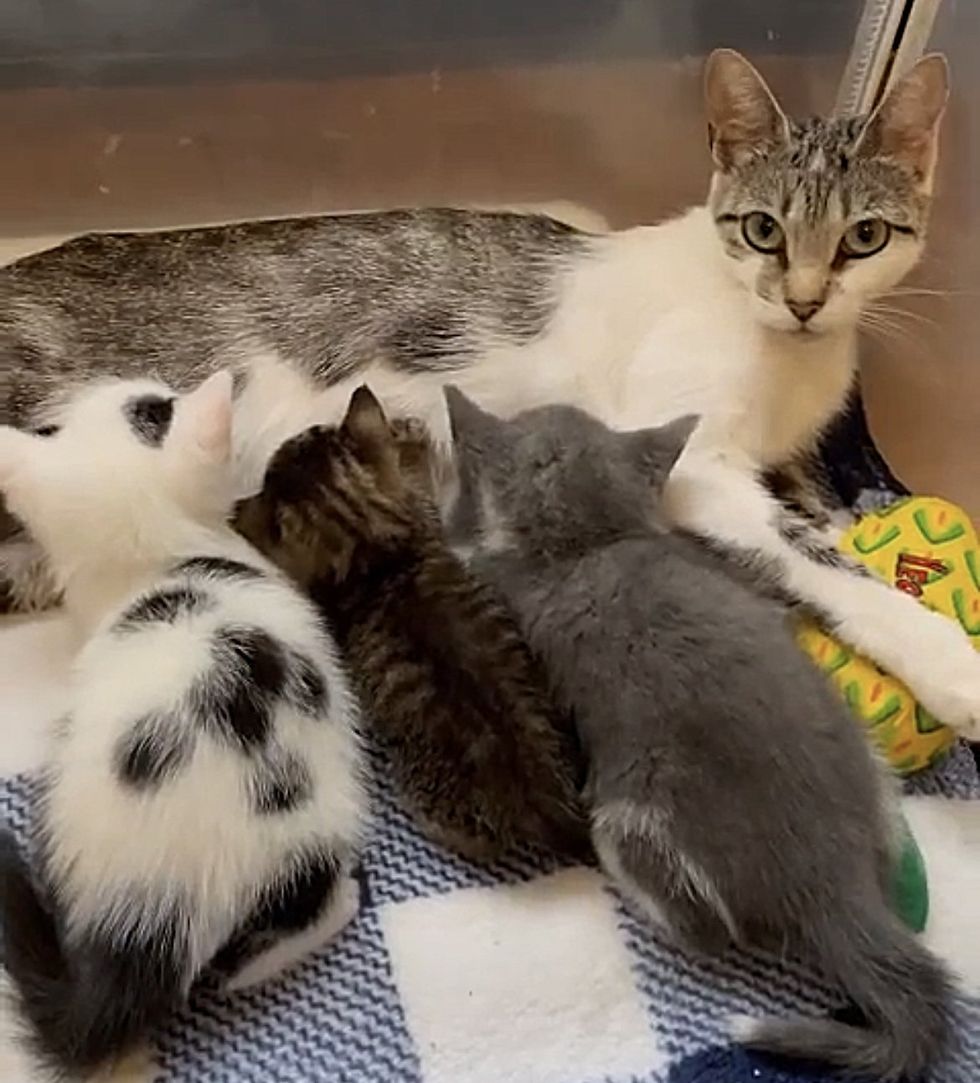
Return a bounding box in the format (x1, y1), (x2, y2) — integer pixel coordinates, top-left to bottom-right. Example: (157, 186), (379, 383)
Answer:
(705, 50), (948, 335)
(235, 386), (437, 588)
(0, 371), (234, 563)
(445, 387), (696, 556)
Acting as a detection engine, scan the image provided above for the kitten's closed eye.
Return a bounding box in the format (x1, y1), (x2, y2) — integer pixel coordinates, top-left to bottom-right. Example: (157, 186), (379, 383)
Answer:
(33, 424), (60, 438)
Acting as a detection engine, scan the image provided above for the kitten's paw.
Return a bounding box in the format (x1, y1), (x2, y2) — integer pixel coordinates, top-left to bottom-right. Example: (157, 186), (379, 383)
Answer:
(914, 650), (980, 740)
(222, 876), (362, 994)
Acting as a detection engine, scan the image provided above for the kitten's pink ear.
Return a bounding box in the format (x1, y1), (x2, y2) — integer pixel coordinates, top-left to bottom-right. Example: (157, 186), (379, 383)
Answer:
(704, 49), (789, 170)
(0, 426), (37, 490)
(857, 54), (949, 191)
(180, 370), (233, 461)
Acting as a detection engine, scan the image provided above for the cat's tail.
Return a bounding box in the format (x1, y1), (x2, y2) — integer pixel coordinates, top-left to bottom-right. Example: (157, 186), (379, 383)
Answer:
(735, 901), (955, 1081)
(1, 831), (184, 1078)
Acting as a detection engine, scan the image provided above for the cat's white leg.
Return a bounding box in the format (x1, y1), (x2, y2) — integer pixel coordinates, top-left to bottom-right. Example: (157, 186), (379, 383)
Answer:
(224, 875), (360, 993)
(666, 452), (980, 739)
(902, 795), (980, 995)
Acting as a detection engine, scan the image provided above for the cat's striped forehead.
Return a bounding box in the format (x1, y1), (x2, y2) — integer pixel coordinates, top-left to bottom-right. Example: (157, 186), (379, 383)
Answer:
(719, 115), (924, 230)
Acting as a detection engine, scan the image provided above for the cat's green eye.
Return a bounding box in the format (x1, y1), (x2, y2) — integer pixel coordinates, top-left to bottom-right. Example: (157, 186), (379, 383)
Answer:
(840, 218), (890, 259)
(741, 212), (785, 254)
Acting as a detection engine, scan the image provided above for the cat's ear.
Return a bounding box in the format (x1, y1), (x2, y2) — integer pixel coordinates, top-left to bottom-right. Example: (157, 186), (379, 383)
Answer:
(342, 386), (391, 448)
(704, 49), (789, 170)
(856, 54), (948, 192)
(444, 386), (507, 455)
(178, 370), (233, 462)
(0, 426), (40, 491)
(629, 414), (700, 482)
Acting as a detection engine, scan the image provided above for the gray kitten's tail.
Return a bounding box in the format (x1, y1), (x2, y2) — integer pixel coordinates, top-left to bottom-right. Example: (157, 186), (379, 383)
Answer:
(736, 904), (954, 1081)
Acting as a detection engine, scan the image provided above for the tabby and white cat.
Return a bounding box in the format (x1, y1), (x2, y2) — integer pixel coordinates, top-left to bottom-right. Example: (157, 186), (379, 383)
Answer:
(1, 51), (975, 738)
(0, 373), (366, 1079)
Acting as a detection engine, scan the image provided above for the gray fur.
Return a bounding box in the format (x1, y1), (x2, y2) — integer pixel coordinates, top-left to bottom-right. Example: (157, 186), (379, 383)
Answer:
(0, 208), (586, 431)
(445, 388), (953, 1081)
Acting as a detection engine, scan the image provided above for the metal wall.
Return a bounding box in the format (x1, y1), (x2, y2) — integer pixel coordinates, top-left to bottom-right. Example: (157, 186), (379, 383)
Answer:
(0, 1), (861, 237)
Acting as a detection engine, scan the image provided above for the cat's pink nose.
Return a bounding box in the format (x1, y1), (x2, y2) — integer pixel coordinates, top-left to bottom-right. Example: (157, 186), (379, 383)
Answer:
(786, 299), (824, 323)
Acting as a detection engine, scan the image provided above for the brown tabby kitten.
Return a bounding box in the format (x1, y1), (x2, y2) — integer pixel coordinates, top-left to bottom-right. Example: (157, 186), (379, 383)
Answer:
(235, 385), (587, 862)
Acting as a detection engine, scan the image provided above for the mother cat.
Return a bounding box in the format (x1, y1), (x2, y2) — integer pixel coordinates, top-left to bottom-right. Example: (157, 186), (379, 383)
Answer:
(2, 50), (977, 736)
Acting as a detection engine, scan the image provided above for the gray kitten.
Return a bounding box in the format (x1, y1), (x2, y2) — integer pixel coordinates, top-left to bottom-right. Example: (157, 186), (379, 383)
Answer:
(444, 387), (953, 1083)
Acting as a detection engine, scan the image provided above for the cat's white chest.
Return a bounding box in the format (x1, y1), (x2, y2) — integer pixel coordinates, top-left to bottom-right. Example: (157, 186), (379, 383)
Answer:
(616, 309), (856, 465)
(555, 209), (858, 467)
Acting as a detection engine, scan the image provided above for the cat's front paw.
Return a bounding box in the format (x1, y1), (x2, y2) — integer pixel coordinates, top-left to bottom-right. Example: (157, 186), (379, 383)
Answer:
(915, 650), (980, 741)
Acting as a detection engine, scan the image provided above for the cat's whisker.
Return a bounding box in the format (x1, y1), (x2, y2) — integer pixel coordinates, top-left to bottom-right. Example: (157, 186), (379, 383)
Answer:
(865, 304), (939, 331)
(885, 287), (971, 299)
(858, 314), (919, 350)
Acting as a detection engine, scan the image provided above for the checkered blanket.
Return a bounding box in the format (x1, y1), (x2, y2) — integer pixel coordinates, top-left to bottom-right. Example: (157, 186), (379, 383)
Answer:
(1, 744), (979, 1083)
(2, 390), (979, 1083)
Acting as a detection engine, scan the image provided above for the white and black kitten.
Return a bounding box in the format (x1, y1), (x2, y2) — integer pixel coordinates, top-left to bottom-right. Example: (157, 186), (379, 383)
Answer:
(0, 372), (366, 1079)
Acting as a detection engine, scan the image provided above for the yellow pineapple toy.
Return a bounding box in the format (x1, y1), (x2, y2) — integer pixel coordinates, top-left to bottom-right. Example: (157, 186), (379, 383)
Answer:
(798, 496), (979, 775)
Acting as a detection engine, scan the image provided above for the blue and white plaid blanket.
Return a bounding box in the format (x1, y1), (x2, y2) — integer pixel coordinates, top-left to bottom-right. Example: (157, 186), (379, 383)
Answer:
(2, 742), (979, 1083)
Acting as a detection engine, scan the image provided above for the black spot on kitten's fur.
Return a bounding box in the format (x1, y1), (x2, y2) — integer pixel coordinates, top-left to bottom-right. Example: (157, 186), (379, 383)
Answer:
(250, 749), (314, 815)
(124, 394), (175, 447)
(254, 848), (341, 932)
(200, 626), (288, 750)
(116, 585), (211, 631)
(210, 846), (342, 977)
(286, 652), (328, 716)
(176, 556), (265, 582)
(114, 714), (192, 789)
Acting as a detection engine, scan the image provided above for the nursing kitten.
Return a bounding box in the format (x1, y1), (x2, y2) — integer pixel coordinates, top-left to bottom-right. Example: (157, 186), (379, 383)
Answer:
(235, 385), (586, 863)
(444, 387), (953, 1082)
(0, 372), (366, 1080)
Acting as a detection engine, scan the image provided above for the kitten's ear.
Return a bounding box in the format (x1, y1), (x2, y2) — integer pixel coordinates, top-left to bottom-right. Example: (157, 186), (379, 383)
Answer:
(704, 49), (789, 170)
(342, 385), (391, 448)
(856, 54), (949, 191)
(179, 370), (233, 462)
(0, 426), (39, 490)
(630, 414), (700, 481)
(444, 386), (506, 452)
